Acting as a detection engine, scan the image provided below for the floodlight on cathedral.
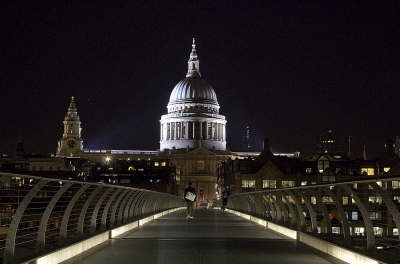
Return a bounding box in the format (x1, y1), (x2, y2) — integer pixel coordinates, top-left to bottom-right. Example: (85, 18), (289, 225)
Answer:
(159, 39), (227, 151)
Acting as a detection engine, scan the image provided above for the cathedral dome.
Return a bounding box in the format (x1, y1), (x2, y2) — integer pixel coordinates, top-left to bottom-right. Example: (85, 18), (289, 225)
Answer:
(168, 77), (218, 105)
(160, 39), (227, 151)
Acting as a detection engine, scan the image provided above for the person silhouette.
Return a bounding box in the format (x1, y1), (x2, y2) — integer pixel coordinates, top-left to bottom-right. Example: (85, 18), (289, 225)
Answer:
(184, 182), (196, 218)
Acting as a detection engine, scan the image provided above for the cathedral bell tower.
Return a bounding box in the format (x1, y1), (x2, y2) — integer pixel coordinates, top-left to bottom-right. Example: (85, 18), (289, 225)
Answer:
(56, 96), (83, 156)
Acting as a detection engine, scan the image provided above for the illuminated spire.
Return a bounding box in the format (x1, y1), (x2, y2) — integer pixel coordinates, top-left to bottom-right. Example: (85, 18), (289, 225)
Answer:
(363, 145), (367, 160)
(186, 38), (201, 77)
(69, 96), (76, 110)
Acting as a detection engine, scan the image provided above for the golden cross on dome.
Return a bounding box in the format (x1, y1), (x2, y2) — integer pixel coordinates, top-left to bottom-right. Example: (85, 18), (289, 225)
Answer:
(192, 38), (196, 51)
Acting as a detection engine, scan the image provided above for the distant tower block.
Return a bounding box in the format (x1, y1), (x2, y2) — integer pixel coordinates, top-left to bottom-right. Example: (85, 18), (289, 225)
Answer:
(317, 128), (338, 155)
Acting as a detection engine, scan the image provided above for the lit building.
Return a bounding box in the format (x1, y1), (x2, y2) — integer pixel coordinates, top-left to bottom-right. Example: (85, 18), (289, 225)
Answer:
(317, 128), (339, 155)
(240, 125), (253, 152)
(57, 96), (84, 157)
(159, 38), (227, 151)
(3, 39), (299, 201)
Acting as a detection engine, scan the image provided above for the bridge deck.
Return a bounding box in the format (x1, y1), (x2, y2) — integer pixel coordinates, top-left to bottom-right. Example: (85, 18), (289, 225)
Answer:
(61, 209), (348, 264)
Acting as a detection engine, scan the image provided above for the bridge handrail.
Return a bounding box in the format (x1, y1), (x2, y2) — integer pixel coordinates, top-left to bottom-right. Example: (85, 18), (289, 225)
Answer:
(227, 175), (400, 262)
(0, 172), (184, 264)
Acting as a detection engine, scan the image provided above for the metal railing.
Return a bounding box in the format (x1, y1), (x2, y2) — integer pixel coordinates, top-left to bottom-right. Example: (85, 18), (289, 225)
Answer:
(0, 172), (185, 263)
(227, 176), (400, 263)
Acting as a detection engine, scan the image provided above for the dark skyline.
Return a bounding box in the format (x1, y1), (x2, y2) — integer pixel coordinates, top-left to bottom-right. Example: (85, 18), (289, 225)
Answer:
(1, 2), (399, 159)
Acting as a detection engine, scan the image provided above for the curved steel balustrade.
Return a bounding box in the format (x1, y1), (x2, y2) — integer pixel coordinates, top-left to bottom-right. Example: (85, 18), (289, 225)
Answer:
(0, 172), (185, 263)
(227, 176), (400, 262)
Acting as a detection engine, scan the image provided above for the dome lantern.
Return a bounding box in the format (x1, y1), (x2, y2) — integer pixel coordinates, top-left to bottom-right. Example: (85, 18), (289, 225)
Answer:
(186, 38), (201, 78)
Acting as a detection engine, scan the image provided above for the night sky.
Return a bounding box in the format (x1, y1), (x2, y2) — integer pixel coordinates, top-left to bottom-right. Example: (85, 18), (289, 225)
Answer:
(1, 2), (399, 159)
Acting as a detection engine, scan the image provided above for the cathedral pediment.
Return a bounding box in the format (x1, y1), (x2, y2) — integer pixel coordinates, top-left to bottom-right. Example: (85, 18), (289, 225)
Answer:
(187, 147), (216, 157)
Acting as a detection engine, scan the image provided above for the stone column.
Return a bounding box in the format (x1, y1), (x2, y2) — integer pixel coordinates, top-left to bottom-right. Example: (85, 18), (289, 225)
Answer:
(160, 123), (163, 140)
(200, 121), (203, 140)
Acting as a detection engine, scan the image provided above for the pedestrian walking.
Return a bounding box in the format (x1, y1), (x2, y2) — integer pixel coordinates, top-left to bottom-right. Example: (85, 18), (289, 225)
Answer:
(221, 187), (230, 211)
(184, 182), (196, 218)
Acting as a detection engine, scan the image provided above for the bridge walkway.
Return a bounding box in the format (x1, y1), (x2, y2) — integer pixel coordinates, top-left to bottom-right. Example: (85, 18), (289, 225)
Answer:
(60, 208), (348, 264)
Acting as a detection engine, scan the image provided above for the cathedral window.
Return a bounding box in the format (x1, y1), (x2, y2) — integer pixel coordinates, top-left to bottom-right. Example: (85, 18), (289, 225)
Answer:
(197, 160), (204, 171)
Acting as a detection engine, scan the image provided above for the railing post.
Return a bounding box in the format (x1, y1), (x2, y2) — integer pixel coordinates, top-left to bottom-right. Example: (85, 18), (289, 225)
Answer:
(284, 190), (306, 232)
(36, 182), (73, 253)
(101, 188), (123, 230)
(307, 188), (332, 240)
(341, 184), (376, 254)
(59, 184), (90, 245)
(110, 189), (130, 228)
(4, 179), (48, 264)
(321, 186), (352, 247)
(90, 188), (112, 233)
(295, 189), (318, 234)
(369, 181), (400, 244)
(278, 190), (296, 228)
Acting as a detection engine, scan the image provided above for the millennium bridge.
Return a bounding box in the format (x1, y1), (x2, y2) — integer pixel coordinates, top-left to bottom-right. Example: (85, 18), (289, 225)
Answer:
(1, 172), (399, 263)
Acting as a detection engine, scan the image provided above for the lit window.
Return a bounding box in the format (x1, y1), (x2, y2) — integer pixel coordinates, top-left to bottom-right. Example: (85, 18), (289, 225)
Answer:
(263, 180), (276, 189)
(282, 180), (295, 188)
(354, 227), (364, 235)
(342, 197), (348, 205)
(161, 162), (166, 166)
(392, 181), (400, 189)
(361, 168), (374, 175)
(322, 196), (333, 204)
(369, 181), (385, 189)
(301, 181), (307, 186)
(369, 212), (380, 220)
(318, 157), (329, 173)
(352, 211), (358, 220)
(310, 197), (316, 205)
(383, 167), (390, 173)
(311, 181), (317, 185)
(154, 162), (159, 167)
(242, 180), (255, 192)
(322, 174), (335, 183)
(306, 168), (312, 174)
(369, 196), (382, 204)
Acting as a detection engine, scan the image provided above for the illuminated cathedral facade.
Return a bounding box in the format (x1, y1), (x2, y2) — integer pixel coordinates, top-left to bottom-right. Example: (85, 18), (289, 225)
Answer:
(55, 39), (241, 202)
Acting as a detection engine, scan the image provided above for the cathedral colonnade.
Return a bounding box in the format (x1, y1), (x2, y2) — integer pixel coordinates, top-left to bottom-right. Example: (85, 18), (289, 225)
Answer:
(160, 120), (226, 142)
